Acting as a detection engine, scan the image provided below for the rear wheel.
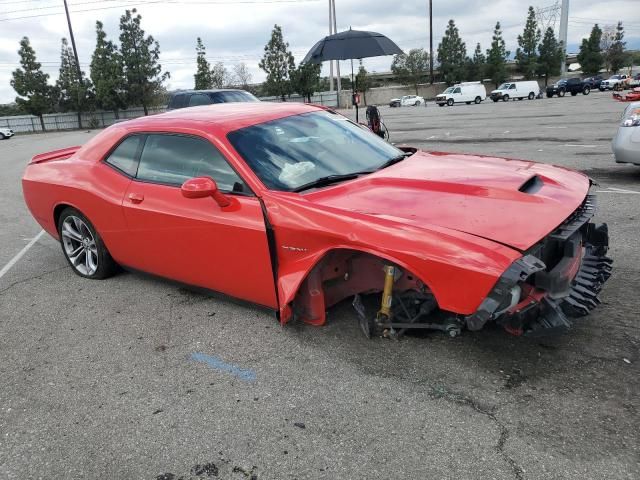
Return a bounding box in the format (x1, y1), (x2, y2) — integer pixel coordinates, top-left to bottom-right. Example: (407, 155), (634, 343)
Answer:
(546, 93), (553, 98)
(438, 103), (445, 107)
(58, 207), (117, 279)
(447, 98), (454, 106)
(0, 133), (5, 140)
(528, 92), (535, 100)
(583, 86), (590, 95)
(414, 101), (421, 106)
(502, 94), (509, 102)
(474, 96), (481, 104)
(571, 91), (577, 96)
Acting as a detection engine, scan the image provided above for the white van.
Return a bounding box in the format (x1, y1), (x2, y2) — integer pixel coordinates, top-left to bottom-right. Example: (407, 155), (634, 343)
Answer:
(436, 82), (487, 106)
(489, 81), (540, 102)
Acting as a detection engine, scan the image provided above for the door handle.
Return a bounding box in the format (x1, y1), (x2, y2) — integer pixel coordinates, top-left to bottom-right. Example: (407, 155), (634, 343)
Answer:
(128, 192), (144, 204)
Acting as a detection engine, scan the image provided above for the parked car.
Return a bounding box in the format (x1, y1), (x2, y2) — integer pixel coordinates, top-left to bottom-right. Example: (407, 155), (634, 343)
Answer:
(22, 102), (611, 338)
(489, 81), (540, 102)
(167, 89), (259, 110)
(389, 95), (425, 107)
(0, 126), (14, 139)
(612, 101), (640, 166)
(435, 82), (487, 106)
(599, 75), (629, 91)
(583, 75), (603, 89)
(628, 73), (640, 88)
(546, 78), (590, 97)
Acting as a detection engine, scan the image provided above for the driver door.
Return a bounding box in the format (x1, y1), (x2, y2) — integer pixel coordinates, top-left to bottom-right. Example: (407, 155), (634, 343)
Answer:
(120, 133), (277, 308)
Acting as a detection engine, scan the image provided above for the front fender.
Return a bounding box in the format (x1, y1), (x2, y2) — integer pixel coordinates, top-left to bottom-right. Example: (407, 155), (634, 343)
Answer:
(263, 193), (522, 321)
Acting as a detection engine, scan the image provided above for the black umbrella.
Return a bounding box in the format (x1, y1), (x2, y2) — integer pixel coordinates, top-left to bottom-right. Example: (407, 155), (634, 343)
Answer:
(302, 29), (403, 121)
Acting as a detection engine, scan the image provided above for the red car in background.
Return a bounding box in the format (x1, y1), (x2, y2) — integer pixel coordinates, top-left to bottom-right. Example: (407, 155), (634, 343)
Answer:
(22, 103), (611, 338)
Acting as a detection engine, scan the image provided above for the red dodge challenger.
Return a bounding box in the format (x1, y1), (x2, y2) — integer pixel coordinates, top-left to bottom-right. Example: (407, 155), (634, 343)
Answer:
(22, 103), (612, 337)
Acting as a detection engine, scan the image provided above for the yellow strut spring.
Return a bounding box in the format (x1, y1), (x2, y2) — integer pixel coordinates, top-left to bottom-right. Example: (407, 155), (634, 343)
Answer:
(378, 265), (396, 318)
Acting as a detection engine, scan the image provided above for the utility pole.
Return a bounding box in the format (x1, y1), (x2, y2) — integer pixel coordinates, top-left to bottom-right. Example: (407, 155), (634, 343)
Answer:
(331, 0), (341, 106)
(328, 0), (334, 91)
(429, 0), (433, 84)
(559, 0), (569, 74)
(62, 0), (84, 128)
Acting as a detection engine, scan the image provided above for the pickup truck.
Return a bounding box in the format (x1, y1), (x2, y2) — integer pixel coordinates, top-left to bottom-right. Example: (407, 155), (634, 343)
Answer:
(600, 75), (629, 91)
(546, 78), (590, 97)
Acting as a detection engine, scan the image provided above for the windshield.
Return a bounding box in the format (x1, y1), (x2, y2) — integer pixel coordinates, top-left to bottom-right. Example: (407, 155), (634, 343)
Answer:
(227, 111), (404, 191)
(610, 75), (621, 80)
(443, 87), (454, 94)
(497, 83), (511, 90)
(211, 90), (259, 103)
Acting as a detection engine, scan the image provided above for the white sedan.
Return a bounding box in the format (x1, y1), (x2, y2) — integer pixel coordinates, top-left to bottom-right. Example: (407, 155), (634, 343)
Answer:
(0, 127), (14, 139)
(389, 95), (425, 107)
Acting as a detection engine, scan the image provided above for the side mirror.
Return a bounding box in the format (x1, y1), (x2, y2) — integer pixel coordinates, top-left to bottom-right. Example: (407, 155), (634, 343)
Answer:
(181, 177), (231, 207)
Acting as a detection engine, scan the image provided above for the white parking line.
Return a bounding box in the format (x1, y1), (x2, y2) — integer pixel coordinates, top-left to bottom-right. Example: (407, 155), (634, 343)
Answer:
(596, 188), (640, 195)
(563, 144), (598, 148)
(0, 230), (45, 279)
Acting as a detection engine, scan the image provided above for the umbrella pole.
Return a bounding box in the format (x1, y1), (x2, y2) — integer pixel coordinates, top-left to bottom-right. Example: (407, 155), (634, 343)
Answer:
(351, 58), (358, 123)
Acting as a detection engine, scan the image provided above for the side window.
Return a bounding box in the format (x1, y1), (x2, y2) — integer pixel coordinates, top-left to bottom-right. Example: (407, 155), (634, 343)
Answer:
(453, 87), (461, 94)
(188, 94), (211, 107)
(169, 94), (187, 109)
(105, 135), (144, 177)
(136, 134), (245, 192)
(509, 84), (516, 89)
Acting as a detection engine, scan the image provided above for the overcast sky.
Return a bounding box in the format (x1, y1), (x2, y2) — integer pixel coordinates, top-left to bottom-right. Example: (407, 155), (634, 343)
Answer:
(0, 0), (639, 103)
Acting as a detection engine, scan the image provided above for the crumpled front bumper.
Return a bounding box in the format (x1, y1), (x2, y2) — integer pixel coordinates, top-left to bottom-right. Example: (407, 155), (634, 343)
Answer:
(465, 195), (612, 336)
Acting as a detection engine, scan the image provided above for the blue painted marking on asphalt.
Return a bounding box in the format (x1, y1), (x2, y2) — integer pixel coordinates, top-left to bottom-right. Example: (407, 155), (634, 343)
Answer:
(190, 353), (256, 382)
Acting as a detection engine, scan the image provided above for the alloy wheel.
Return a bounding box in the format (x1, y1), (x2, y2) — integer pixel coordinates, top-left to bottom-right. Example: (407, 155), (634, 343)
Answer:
(61, 215), (98, 275)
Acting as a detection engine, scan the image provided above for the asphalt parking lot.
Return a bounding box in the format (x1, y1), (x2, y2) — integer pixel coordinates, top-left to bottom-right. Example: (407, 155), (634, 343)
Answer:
(1, 91), (638, 479)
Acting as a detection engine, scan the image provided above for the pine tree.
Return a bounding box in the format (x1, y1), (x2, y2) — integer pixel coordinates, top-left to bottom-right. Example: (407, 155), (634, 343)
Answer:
(577, 24), (603, 76)
(391, 48), (429, 94)
(466, 43), (486, 81)
(290, 62), (321, 102)
(486, 22), (510, 88)
(437, 20), (467, 85)
(355, 60), (370, 105)
(608, 22), (627, 73)
(119, 9), (169, 115)
(56, 38), (93, 128)
(537, 28), (563, 86)
(515, 6), (541, 79)
(91, 21), (127, 118)
(194, 37), (213, 89)
(10, 37), (55, 131)
(259, 25), (295, 101)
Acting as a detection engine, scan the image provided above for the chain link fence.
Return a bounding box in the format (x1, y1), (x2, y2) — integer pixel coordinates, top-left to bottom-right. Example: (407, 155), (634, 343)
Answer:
(0, 91), (339, 134)
(0, 106), (166, 134)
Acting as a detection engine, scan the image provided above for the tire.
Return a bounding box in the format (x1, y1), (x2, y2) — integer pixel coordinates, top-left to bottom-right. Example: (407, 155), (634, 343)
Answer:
(465, 101), (471, 105)
(447, 98), (454, 106)
(546, 93), (553, 98)
(558, 89), (565, 97)
(502, 94), (509, 102)
(571, 91), (577, 96)
(0, 133), (5, 140)
(474, 96), (481, 104)
(583, 86), (590, 95)
(57, 207), (117, 279)
(414, 101), (421, 106)
(528, 92), (535, 100)
(492, 98), (499, 102)
(438, 103), (445, 107)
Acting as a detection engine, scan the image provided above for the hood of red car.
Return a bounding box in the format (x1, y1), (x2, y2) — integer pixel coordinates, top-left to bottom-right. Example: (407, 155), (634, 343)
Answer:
(304, 151), (590, 252)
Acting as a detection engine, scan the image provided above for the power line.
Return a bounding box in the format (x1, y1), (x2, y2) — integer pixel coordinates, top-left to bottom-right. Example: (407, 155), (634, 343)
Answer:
(0, 0), (320, 21)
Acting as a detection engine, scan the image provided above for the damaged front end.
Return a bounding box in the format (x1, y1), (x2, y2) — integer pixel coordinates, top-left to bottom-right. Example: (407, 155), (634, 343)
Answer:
(465, 194), (613, 336)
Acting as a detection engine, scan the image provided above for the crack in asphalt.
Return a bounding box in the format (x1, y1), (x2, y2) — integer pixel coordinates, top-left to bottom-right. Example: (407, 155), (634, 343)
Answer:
(0, 266), (68, 297)
(425, 383), (525, 480)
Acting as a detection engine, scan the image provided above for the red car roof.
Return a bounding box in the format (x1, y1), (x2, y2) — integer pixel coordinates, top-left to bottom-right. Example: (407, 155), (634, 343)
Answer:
(123, 102), (323, 134)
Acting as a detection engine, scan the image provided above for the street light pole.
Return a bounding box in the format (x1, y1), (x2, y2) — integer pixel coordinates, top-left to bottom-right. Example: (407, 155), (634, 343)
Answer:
(62, 0), (84, 128)
(328, 0), (334, 91)
(559, 0), (569, 74)
(331, 0), (341, 107)
(429, 0), (433, 84)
